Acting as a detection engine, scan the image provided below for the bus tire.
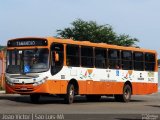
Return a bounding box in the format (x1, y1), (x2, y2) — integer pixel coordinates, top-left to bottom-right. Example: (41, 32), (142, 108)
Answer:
(30, 94), (40, 103)
(86, 95), (101, 102)
(64, 84), (75, 104)
(114, 84), (131, 102)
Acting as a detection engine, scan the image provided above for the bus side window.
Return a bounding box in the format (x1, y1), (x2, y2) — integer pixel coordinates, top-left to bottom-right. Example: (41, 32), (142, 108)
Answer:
(66, 45), (80, 67)
(81, 46), (94, 68)
(108, 49), (120, 69)
(121, 51), (133, 70)
(133, 52), (144, 71)
(51, 43), (64, 75)
(145, 53), (155, 71)
(95, 48), (107, 68)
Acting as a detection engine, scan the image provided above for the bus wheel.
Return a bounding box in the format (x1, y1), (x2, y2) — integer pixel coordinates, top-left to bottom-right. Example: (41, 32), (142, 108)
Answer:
(30, 94), (40, 103)
(64, 84), (75, 104)
(114, 84), (131, 102)
(86, 95), (101, 102)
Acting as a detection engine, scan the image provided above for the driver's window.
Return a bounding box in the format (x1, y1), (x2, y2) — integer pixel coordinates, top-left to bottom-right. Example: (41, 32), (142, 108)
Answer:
(51, 43), (64, 75)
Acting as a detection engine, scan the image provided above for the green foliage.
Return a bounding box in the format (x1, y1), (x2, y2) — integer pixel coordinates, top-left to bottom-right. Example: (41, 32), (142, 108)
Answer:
(0, 46), (6, 50)
(57, 19), (139, 46)
(0, 46), (3, 50)
(115, 34), (139, 46)
(0, 46), (3, 49)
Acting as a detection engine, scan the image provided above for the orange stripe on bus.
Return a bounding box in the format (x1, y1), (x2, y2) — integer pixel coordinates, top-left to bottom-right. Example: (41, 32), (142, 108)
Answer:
(5, 80), (158, 95)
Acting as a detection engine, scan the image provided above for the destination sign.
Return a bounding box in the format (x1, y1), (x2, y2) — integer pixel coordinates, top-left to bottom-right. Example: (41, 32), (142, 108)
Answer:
(7, 39), (48, 47)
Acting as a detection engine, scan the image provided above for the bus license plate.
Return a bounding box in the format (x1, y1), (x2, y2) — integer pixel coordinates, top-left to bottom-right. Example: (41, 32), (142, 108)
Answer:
(20, 87), (27, 90)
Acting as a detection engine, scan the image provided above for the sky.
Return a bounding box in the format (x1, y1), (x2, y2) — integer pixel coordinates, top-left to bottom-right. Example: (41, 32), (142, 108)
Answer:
(0, 0), (160, 58)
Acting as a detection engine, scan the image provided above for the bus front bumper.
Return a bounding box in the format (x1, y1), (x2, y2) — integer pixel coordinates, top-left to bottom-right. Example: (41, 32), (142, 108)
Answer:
(5, 80), (68, 95)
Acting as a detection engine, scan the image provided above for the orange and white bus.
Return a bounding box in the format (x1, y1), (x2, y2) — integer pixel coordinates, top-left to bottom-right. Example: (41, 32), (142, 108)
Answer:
(0, 50), (5, 88)
(5, 37), (158, 104)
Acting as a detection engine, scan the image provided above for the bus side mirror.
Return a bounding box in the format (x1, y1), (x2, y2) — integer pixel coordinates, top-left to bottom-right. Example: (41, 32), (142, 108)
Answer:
(54, 52), (59, 62)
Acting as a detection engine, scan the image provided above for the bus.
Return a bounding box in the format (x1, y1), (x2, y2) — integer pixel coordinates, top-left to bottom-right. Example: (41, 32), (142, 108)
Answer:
(5, 37), (158, 104)
(0, 50), (5, 88)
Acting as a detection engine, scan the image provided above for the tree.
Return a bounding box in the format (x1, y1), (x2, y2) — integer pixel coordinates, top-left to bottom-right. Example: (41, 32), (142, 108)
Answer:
(57, 19), (139, 46)
(0, 45), (6, 51)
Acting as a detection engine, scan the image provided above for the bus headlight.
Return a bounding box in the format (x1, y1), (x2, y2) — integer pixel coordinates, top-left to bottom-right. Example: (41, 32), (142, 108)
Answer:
(33, 76), (48, 86)
(6, 79), (14, 86)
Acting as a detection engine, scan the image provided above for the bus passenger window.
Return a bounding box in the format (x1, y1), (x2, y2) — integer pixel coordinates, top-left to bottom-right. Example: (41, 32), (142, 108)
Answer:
(121, 51), (132, 70)
(66, 45), (80, 67)
(145, 53), (155, 71)
(51, 43), (64, 75)
(133, 52), (144, 71)
(108, 49), (120, 69)
(95, 48), (107, 68)
(81, 46), (94, 68)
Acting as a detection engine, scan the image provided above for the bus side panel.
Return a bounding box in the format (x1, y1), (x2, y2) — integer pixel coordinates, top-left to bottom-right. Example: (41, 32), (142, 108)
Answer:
(78, 81), (124, 95)
(112, 82), (124, 94)
(60, 80), (68, 94)
(78, 80), (93, 94)
(78, 81), (87, 94)
(45, 80), (68, 94)
(78, 81), (157, 95)
(92, 81), (124, 94)
(132, 82), (158, 95)
(92, 81), (107, 94)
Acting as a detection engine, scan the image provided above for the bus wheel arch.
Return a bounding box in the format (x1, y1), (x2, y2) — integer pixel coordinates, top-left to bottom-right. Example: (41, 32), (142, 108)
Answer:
(68, 79), (79, 95)
(64, 79), (79, 104)
(122, 81), (132, 102)
(124, 81), (132, 95)
(114, 81), (132, 102)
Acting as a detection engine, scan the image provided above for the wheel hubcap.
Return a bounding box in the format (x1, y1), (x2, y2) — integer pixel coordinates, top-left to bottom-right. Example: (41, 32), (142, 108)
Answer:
(69, 87), (74, 102)
(70, 89), (74, 96)
(124, 89), (130, 99)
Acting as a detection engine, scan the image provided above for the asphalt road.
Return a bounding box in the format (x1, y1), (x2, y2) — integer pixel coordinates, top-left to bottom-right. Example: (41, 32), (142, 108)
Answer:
(0, 92), (160, 120)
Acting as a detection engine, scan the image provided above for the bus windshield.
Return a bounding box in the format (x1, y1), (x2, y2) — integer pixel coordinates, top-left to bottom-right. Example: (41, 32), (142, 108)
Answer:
(6, 48), (49, 74)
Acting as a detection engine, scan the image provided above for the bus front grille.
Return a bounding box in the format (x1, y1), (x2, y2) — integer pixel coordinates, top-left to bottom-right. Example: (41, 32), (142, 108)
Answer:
(14, 87), (33, 92)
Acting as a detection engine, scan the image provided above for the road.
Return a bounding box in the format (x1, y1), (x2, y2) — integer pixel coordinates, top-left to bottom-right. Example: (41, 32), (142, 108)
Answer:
(0, 93), (160, 120)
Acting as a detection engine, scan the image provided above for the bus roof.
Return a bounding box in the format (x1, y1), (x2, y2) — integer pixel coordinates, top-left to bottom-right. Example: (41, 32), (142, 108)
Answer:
(8, 37), (156, 54)
(47, 37), (156, 53)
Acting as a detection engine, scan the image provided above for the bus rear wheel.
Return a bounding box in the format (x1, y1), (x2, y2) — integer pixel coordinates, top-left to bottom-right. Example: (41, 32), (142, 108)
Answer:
(114, 84), (131, 102)
(64, 84), (75, 104)
(30, 94), (40, 103)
